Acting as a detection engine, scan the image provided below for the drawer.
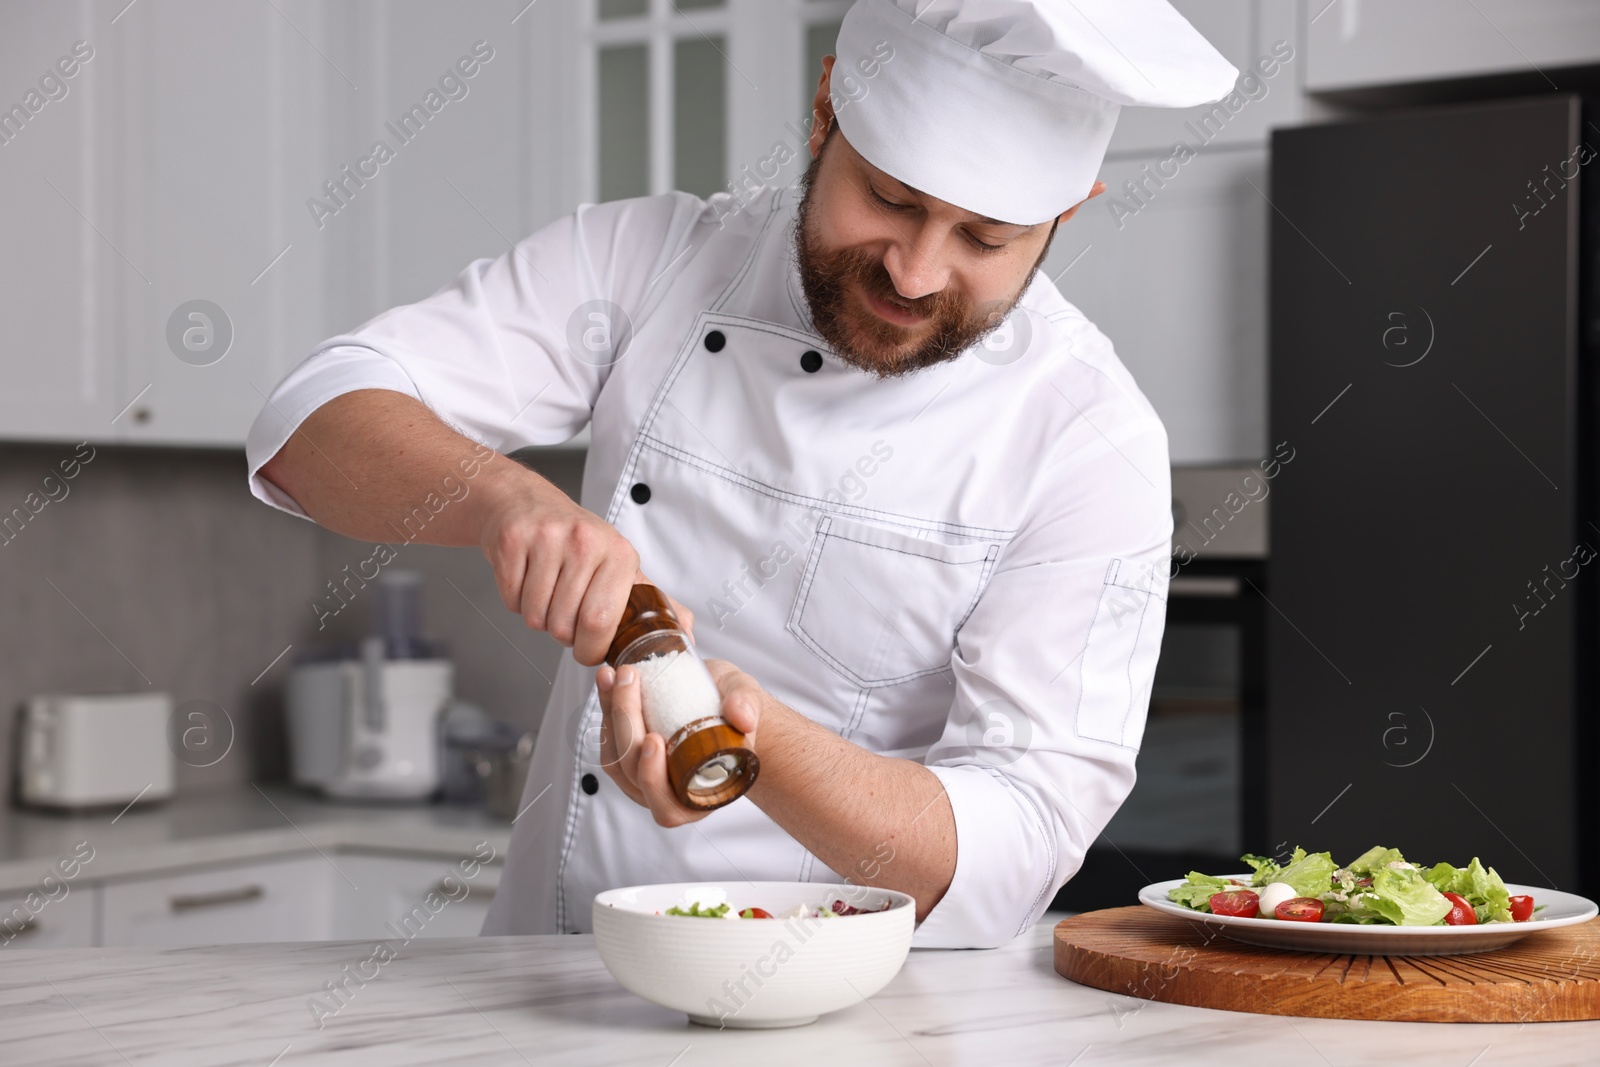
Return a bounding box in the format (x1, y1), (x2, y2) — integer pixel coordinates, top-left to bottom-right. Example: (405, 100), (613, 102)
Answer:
(334, 852), (501, 941)
(101, 855), (335, 946)
(0, 885), (96, 949)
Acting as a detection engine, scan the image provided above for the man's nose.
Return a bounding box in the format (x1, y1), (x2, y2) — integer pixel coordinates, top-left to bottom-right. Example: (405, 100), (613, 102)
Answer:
(881, 226), (951, 300)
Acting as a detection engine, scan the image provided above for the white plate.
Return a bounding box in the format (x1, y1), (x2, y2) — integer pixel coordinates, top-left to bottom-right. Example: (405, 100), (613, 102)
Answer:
(1138, 876), (1598, 956)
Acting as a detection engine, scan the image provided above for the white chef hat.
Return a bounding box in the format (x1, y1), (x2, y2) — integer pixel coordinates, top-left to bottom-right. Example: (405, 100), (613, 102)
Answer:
(831, 0), (1239, 225)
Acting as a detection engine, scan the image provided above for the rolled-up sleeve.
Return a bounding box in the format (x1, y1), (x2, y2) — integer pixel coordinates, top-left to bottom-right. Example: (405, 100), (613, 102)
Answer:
(245, 191), (715, 517)
(911, 352), (1173, 949)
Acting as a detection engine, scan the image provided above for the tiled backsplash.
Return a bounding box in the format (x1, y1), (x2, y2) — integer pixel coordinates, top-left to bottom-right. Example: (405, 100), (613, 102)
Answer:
(0, 443), (580, 796)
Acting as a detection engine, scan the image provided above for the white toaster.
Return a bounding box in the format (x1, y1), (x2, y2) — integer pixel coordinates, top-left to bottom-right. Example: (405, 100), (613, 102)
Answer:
(18, 693), (176, 810)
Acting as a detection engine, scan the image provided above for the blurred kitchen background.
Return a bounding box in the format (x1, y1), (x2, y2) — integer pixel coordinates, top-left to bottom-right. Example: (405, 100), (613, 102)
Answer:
(2, 0), (1598, 945)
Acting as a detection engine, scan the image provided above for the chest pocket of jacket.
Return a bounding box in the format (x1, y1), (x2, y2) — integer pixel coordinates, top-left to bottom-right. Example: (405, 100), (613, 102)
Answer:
(788, 515), (1000, 688)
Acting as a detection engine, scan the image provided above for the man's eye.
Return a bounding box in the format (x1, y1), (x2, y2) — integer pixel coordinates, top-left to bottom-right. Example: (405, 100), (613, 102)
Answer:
(869, 183), (1004, 252)
(868, 186), (910, 211)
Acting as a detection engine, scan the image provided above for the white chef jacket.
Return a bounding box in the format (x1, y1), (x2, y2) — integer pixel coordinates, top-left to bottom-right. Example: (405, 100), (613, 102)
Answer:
(245, 183), (1172, 949)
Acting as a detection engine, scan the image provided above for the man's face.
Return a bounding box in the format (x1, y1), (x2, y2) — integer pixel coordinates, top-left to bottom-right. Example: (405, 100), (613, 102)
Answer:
(793, 125), (1060, 379)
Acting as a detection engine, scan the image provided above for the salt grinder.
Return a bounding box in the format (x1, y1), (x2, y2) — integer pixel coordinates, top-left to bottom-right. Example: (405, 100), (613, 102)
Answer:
(605, 584), (759, 810)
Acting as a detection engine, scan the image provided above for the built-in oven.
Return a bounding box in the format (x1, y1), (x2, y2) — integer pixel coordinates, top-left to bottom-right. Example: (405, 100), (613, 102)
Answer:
(1053, 464), (1269, 911)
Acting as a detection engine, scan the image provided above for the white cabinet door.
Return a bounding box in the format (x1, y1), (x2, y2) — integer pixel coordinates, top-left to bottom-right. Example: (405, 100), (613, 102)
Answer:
(332, 853), (501, 941)
(1047, 146), (1269, 465)
(110, 0), (339, 447)
(335, 2), (559, 321)
(0, 884), (97, 949)
(100, 855), (335, 946)
(0, 3), (121, 443)
(1305, 0), (1600, 93)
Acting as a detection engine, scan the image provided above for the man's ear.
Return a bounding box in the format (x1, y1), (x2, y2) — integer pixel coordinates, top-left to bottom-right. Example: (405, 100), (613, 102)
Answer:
(808, 55), (838, 159)
(1054, 180), (1107, 225)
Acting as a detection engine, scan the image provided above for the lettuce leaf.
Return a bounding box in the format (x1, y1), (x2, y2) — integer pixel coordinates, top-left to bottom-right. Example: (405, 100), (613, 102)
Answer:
(1423, 861), (1458, 891)
(1347, 846), (1407, 876)
(1241, 854), (1280, 885)
(665, 902), (730, 918)
(1348, 865), (1453, 926)
(1468, 860), (1513, 924)
(1273, 847), (1337, 898)
(1168, 872), (1232, 911)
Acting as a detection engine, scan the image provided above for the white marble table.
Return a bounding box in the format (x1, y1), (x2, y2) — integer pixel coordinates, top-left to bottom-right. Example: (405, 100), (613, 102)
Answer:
(5, 917), (1597, 1066)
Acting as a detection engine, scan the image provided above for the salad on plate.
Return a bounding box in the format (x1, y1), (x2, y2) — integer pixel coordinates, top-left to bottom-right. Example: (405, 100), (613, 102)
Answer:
(1167, 845), (1538, 926)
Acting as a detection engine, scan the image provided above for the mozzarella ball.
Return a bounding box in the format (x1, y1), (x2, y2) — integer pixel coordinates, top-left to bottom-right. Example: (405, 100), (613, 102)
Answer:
(1256, 882), (1299, 919)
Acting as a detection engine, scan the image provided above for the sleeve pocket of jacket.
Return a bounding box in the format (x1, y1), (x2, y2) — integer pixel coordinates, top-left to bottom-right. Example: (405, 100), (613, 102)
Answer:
(1074, 559), (1169, 748)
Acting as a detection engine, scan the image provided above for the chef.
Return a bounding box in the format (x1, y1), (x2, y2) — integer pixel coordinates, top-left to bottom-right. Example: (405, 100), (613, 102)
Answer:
(247, 0), (1237, 948)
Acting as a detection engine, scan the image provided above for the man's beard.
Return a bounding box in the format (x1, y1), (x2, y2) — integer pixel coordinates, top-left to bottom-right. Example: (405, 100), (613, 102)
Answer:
(792, 146), (1058, 379)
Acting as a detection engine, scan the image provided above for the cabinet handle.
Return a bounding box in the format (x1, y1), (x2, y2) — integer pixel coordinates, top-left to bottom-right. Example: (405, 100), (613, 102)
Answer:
(1169, 576), (1242, 598)
(169, 885), (265, 912)
(432, 879), (495, 901)
(3, 917), (39, 938)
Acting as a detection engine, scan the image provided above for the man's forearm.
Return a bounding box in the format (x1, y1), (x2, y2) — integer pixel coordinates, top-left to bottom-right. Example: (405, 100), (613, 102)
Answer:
(745, 697), (957, 923)
(259, 389), (545, 545)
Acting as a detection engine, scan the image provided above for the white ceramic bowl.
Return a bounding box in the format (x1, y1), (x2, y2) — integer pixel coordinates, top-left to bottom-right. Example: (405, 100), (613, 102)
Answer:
(593, 881), (916, 1028)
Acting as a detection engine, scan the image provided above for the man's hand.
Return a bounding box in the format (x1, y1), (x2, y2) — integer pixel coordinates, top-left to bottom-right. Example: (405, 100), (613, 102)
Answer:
(258, 390), (690, 664)
(477, 480), (693, 665)
(594, 657), (762, 826)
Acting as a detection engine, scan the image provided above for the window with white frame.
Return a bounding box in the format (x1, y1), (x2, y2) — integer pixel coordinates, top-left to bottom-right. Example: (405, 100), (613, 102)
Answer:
(590, 0), (731, 201)
(583, 0), (854, 205)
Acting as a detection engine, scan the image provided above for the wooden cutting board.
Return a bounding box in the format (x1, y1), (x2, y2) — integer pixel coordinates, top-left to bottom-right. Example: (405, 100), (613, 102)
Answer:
(1054, 907), (1600, 1022)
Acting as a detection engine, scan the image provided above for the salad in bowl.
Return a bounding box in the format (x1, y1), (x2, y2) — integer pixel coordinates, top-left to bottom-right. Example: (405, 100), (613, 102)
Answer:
(593, 881), (914, 1027)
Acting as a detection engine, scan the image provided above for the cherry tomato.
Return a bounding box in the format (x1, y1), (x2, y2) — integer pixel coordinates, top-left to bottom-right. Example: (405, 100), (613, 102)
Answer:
(1442, 891), (1478, 926)
(1509, 895), (1535, 922)
(1209, 890), (1260, 917)
(739, 907), (774, 919)
(1275, 897), (1325, 922)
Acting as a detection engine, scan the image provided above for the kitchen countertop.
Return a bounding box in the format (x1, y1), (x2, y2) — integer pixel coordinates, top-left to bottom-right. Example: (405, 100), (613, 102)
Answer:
(4, 919), (1597, 1065)
(0, 785), (513, 891)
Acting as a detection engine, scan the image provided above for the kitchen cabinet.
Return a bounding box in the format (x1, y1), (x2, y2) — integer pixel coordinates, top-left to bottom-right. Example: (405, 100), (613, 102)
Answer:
(94, 851), (502, 946)
(1304, 0), (1600, 94)
(1050, 1), (1288, 466)
(0, 886), (96, 949)
(100, 855), (336, 946)
(333, 853), (501, 941)
(0, 0), (325, 447)
(106, 0), (332, 448)
(1047, 146), (1269, 464)
(0, 0), (581, 448)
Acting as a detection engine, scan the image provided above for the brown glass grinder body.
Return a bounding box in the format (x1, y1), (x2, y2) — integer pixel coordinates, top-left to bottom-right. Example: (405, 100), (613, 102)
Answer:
(604, 584), (759, 811)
